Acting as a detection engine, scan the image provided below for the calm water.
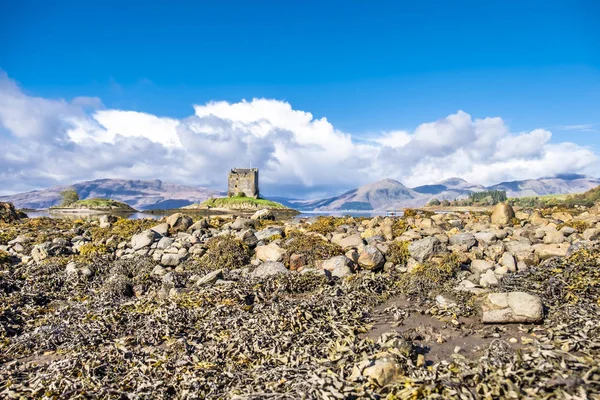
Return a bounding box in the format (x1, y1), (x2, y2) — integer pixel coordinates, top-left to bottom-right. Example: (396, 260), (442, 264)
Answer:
(24, 209), (397, 221)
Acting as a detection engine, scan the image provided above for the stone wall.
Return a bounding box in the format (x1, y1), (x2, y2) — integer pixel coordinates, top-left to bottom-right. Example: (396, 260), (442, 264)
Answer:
(228, 168), (259, 198)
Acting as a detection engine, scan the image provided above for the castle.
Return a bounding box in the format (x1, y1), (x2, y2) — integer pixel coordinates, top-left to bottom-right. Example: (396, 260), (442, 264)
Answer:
(228, 168), (259, 198)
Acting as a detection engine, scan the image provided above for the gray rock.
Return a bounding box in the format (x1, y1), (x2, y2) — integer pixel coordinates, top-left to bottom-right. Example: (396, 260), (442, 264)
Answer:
(449, 232), (477, 249)
(474, 231), (497, 245)
(358, 245), (385, 270)
(131, 230), (159, 250)
(583, 228), (600, 241)
(321, 255), (353, 277)
(479, 269), (499, 287)
(251, 261), (289, 278)
(156, 236), (174, 250)
(543, 230), (565, 244)
(408, 236), (445, 263)
(196, 269), (224, 286)
(166, 213), (193, 233)
(231, 218), (257, 230)
(31, 243), (49, 262)
(160, 253), (185, 267)
(481, 292), (543, 323)
(333, 233), (365, 250)
(99, 214), (117, 228)
(151, 223), (170, 236)
(251, 209), (275, 220)
(188, 219), (209, 232)
(500, 252), (517, 272)
(471, 259), (494, 273)
(255, 227), (283, 241)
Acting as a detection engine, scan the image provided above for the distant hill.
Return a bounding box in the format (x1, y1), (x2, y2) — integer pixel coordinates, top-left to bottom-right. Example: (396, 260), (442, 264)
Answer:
(0, 179), (224, 210)
(2, 174), (598, 212)
(488, 174), (600, 198)
(297, 179), (426, 211)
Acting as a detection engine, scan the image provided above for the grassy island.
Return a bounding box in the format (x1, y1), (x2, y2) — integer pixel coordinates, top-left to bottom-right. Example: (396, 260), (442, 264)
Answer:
(51, 198), (137, 212)
(185, 195), (288, 211)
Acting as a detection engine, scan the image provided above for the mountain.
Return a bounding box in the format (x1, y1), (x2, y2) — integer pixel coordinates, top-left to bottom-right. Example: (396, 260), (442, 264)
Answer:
(488, 174), (600, 198)
(412, 177), (486, 201)
(0, 179), (224, 210)
(297, 179), (426, 211)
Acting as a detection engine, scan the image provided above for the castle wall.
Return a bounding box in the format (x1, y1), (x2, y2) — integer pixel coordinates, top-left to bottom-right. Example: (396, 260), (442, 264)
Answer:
(228, 169), (259, 198)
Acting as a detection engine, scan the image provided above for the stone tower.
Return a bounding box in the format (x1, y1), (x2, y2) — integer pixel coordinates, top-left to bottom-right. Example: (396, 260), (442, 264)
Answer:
(228, 168), (259, 198)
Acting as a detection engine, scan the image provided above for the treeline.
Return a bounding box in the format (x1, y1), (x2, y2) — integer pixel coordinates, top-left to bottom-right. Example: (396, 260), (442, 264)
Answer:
(427, 190), (507, 207)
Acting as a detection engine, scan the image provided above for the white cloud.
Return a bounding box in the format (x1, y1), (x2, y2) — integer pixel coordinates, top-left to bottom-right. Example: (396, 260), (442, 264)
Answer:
(0, 72), (598, 197)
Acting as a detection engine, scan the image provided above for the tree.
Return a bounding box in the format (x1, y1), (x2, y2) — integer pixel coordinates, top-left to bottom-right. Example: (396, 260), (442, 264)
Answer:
(428, 198), (441, 206)
(60, 189), (79, 206)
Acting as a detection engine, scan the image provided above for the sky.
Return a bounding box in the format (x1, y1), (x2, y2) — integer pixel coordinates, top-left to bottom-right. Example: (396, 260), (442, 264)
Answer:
(1, 0), (599, 198)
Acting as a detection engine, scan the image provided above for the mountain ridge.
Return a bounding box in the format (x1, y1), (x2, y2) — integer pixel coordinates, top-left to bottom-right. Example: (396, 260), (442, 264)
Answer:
(2, 175), (599, 211)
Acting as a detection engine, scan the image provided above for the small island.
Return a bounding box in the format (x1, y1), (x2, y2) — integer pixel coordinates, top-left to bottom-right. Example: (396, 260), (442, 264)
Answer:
(49, 190), (137, 215)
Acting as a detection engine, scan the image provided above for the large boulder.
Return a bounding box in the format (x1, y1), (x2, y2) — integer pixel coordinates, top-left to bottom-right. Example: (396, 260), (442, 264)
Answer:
(358, 245), (385, 270)
(0, 202), (24, 223)
(251, 209), (275, 221)
(408, 236), (445, 263)
(166, 213), (193, 233)
(449, 232), (477, 250)
(231, 218), (256, 230)
(491, 203), (515, 226)
(131, 230), (159, 250)
(332, 233), (365, 250)
(481, 292), (543, 323)
(251, 261), (289, 279)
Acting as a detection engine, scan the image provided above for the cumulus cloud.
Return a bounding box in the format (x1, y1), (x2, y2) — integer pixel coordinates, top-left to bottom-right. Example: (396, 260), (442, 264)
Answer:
(0, 72), (598, 197)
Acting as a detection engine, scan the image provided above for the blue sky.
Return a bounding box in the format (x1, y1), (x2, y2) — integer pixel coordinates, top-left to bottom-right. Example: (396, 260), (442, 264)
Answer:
(1, 1), (599, 196)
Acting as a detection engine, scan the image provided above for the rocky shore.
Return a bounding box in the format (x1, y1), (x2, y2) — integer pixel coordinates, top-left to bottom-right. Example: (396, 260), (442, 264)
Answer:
(0, 203), (599, 398)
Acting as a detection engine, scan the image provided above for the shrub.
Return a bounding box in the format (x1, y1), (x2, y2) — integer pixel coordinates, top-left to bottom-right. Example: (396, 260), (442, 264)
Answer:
(427, 198), (441, 206)
(441, 200), (451, 207)
(60, 189), (80, 206)
(391, 219), (408, 238)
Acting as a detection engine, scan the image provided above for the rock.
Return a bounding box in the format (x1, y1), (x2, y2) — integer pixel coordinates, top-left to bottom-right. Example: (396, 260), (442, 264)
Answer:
(31, 244), (49, 262)
(151, 223), (170, 236)
(333, 233), (365, 250)
(156, 236), (174, 250)
(491, 203), (515, 226)
(500, 252), (517, 272)
(533, 243), (569, 260)
(559, 226), (577, 236)
(474, 231), (497, 245)
(251, 261), (289, 278)
(543, 230), (565, 244)
(231, 218), (256, 230)
(196, 269), (224, 286)
(0, 202), (23, 223)
(255, 243), (285, 262)
(471, 259), (494, 273)
(449, 232), (477, 250)
(255, 227), (283, 241)
(566, 241), (594, 258)
(238, 229), (259, 247)
(251, 209), (275, 220)
(321, 255), (353, 277)
(583, 228), (600, 241)
(289, 253), (307, 271)
(166, 213), (193, 233)
(350, 352), (404, 387)
(455, 279), (488, 295)
(481, 292), (543, 323)
(358, 245), (385, 270)
(479, 269), (499, 287)
(188, 219), (209, 232)
(65, 262), (79, 275)
(160, 253), (185, 267)
(98, 214), (117, 228)
(131, 230), (159, 250)
(408, 236), (445, 263)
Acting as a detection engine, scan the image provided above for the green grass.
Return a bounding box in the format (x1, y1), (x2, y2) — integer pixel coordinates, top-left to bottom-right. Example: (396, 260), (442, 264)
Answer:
(200, 196), (287, 209)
